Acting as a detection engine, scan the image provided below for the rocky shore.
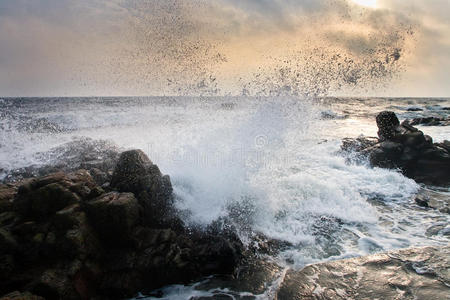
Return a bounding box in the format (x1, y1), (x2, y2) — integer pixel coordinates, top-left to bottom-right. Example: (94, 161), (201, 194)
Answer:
(277, 246), (449, 300)
(341, 111), (450, 185)
(0, 111), (448, 300)
(0, 150), (244, 299)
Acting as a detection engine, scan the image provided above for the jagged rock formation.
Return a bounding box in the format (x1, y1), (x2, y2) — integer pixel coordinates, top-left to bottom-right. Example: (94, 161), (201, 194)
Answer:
(0, 150), (244, 299)
(341, 111), (450, 185)
(406, 116), (449, 126)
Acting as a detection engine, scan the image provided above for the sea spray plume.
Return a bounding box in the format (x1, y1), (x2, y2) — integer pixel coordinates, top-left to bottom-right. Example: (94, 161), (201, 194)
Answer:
(239, 46), (407, 98)
(92, 0), (416, 96)
(115, 0), (227, 95)
(0, 0), (439, 96)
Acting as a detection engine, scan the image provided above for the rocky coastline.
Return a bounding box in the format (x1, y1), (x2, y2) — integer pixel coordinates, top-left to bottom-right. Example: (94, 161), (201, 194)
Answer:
(0, 111), (449, 299)
(0, 150), (245, 299)
(277, 246), (449, 300)
(341, 111), (450, 186)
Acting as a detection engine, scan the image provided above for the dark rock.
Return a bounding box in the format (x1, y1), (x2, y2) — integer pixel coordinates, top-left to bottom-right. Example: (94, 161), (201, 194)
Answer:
(194, 259), (283, 297)
(0, 229), (17, 254)
(193, 234), (244, 275)
(403, 131), (426, 147)
(407, 116), (449, 126)
(0, 255), (15, 280)
(17, 182), (80, 220)
(54, 211), (101, 259)
(0, 212), (17, 228)
(98, 271), (142, 299)
(52, 204), (83, 232)
(14, 171), (99, 220)
(415, 195), (429, 208)
(0, 291), (45, 300)
(0, 185), (16, 213)
(27, 268), (79, 300)
(407, 107), (423, 111)
(85, 192), (140, 245)
(0, 151), (244, 299)
(110, 149), (161, 195)
(89, 168), (109, 186)
(110, 150), (177, 228)
(320, 110), (348, 120)
(341, 111), (450, 185)
(341, 136), (379, 153)
(376, 111), (400, 140)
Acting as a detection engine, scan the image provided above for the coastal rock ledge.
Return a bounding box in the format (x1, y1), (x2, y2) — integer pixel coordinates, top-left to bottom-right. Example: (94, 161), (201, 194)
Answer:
(277, 246), (450, 300)
(341, 111), (450, 185)
(0, 150), (244, 300)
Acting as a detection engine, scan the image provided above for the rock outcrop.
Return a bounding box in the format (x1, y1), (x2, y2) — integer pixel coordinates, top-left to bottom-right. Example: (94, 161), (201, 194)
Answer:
(277, 246), (450, 300)
(406, 116), (449, 126)
(110, 150), (176, 229)
(341, 111), (450, 185)
(0, 150), (244, 300)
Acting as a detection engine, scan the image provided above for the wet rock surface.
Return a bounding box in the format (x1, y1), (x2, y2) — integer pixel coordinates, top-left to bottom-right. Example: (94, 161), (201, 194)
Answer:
(0, 291), (45, 300)
(406, 116), (449, 126)
(0, 150), (244, 300)
(341, 111), (450, 185)
(277, 246), (450, 300)
(414, 188), (450, 214)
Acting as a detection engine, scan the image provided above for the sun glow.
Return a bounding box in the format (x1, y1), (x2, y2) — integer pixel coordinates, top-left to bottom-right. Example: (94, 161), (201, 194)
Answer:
(352, 0), (378, 8)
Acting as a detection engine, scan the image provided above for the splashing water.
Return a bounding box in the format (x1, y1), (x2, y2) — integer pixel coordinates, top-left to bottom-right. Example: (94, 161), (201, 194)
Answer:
(1, 97), (448, 270)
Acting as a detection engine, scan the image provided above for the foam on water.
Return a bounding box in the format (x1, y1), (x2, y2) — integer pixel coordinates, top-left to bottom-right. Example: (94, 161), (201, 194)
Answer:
(1, 97), (449, 272)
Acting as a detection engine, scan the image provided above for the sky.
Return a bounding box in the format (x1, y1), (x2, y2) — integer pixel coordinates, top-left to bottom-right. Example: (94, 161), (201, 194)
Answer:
(0, 0), (449, 97)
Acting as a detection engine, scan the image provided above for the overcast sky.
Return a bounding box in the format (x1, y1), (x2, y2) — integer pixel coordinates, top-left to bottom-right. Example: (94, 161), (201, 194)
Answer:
(0, 0), (449, 97)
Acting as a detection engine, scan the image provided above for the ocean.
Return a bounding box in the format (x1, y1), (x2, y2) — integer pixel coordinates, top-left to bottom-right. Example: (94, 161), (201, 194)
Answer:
(0, 96), (449, 298)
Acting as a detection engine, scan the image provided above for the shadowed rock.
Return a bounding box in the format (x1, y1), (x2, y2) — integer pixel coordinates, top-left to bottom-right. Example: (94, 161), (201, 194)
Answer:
(341, 111), (450, 185)
(406, 116), (449, 126)
(85, 192), (140, 245)
(376, 110), (400, 141)
(0, 151), (244, 299)
(110, 149), (177, 228)
(0, 291), (45, 300)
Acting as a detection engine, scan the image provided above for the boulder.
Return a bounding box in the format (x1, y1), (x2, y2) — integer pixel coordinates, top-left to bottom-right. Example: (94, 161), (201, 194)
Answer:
(0, 228), (17, 254)
(0, 212), (17, 228)
(0, 151), (245, 299)
(0, 291), (45, 300)
(192, 234), (244, 275)
(85, 192), (140, 245)
(0, 185), (16, 213)
(14, 171), (98, 220)
(110, 150), (176, 228)
(407, 116), (449, 126)
(0, 255), (15, 281)
(110, 150), (163, 195)
(27, 269), (78, 300)
(376, 111), (400, 141)
(341, 111), (450, 185)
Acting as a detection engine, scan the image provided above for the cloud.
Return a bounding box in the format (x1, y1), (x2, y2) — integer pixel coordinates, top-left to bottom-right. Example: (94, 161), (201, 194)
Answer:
(0, 0), (448, 96)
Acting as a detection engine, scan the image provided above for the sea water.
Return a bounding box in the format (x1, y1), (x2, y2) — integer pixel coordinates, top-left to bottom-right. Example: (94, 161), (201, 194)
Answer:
(0, 96), (449, 298)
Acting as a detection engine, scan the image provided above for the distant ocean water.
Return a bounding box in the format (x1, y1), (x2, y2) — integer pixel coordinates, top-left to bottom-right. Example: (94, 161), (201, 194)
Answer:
(1, 96), (449, 298)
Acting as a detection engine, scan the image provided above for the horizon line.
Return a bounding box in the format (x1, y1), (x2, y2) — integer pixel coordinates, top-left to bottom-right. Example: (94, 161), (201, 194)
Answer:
(1, 95), (450, 99)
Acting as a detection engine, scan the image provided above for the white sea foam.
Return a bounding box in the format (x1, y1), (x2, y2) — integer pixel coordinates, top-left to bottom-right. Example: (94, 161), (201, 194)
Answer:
(0, 97), (448, 270)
